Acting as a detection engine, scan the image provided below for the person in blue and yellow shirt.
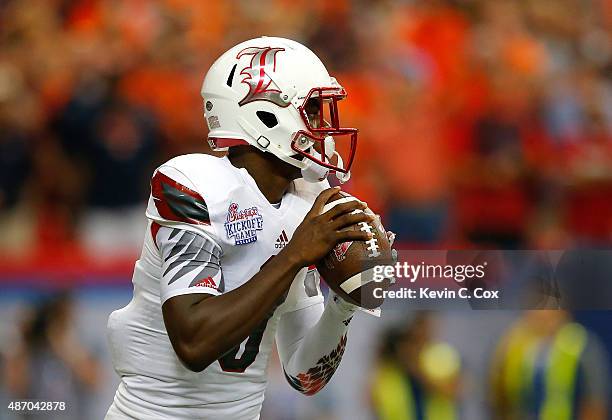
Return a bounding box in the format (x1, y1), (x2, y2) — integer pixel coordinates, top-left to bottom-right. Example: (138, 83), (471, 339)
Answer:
(370, 313), (461, 420)
(490, 310), (609, 420)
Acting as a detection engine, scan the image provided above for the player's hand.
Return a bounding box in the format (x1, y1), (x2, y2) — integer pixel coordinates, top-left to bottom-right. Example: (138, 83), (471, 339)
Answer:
(282, 187), (374, 267)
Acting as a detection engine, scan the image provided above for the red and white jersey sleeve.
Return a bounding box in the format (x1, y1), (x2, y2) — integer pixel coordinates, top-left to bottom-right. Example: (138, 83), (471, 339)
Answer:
(146, 164), (220, 246)
(146, 164), (225, 303)
(156, 226), (223, 303)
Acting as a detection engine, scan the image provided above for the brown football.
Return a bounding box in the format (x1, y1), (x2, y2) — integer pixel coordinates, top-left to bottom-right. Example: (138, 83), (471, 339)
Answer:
(316, 191), (394, 309)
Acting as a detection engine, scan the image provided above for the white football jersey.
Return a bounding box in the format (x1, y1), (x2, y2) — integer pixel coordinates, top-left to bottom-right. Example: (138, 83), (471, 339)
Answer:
(106, 154), (326, 419)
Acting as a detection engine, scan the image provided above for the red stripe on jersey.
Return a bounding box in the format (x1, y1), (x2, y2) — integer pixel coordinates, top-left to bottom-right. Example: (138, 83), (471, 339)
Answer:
(150, 222), (162, 249)
(151, 171), (211, 225)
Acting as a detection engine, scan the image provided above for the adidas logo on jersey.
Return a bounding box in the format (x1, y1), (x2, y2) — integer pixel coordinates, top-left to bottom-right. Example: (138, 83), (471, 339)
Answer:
(193, 276), (217, 289)
(275, 230), (289, 249)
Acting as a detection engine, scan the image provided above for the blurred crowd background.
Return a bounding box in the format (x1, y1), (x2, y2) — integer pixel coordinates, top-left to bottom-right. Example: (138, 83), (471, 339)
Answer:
(1, 0), (612, 419)
(2, 0), (612, 260)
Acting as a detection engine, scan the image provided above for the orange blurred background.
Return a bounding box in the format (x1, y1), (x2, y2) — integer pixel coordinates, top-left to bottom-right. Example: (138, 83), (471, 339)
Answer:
(1, 1), (612, 419)
(1, 0), (611, 275)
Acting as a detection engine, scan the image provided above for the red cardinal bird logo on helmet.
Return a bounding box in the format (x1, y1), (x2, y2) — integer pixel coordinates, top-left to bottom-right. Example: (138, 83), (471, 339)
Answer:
(236, 46), (287, 107)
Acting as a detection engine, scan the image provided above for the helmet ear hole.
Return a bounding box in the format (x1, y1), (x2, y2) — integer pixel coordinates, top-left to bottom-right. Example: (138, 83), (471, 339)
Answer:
(256, 111), (278, 128)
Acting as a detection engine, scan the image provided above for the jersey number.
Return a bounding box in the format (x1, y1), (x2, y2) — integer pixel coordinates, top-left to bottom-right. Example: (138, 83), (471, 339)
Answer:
(217, 315), (272, 373)
(217, 255), (283, 373)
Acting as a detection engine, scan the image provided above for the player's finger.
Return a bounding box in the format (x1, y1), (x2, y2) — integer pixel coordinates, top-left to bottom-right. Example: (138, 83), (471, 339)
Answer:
(331, 212), (374, 231)
(308, 187), (341, 216)
(334, 229), (373, 243)
(321, 199), (367, 221)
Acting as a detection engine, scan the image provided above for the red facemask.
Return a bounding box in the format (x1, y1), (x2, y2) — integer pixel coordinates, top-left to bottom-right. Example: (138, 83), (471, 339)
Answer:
(291, 86), (357, 174)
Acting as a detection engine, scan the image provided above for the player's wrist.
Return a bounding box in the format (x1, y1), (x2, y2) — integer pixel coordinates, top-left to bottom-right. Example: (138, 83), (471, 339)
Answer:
(276, 245), (308, 272)
(328, 290), (358, 317)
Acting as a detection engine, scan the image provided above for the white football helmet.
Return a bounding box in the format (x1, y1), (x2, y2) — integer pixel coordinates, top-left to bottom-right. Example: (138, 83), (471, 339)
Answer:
(201, 36), (357, 183)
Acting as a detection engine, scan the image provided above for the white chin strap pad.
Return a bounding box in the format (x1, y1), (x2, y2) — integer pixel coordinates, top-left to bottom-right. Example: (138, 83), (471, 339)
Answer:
(300, 137), (350, 184)
(323, 136), (335, 158)
(334, 152), (351, 184)
(323, 137), (350, 183)
(301, 149), (330, 183)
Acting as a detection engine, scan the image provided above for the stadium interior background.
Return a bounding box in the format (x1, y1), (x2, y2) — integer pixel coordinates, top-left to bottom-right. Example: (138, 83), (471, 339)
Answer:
(1, 0), (611, 419)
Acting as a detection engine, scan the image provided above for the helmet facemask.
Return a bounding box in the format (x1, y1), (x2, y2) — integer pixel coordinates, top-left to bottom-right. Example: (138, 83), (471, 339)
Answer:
(290, 85), (357, 182)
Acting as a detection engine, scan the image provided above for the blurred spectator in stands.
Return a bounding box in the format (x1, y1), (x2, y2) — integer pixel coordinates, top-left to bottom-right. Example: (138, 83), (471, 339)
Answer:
(0, 87), (32, 211)
(452, 0), (545, 248)
(0, 61), (36, 255)
(306, 1), (358, 72)
(371, 312), (461, 420)
(2, 292), (102, 420)
(56, 76), (159, 258)
(489, 310), (609, 420)
(351, 0), (467, 245)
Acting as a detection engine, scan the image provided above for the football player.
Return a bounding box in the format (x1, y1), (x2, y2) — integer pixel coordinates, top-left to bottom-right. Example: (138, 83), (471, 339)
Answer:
(105, 37), (381, 419)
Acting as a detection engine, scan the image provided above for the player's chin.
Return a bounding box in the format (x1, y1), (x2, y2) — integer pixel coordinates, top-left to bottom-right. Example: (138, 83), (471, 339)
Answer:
(286, 154), (304, 179)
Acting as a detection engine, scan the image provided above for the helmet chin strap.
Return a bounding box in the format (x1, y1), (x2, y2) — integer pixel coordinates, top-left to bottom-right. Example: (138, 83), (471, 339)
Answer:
(322, 136), (351, 184)
(300, 136), (351, 184)
(333, 152), (351, 184)
(301, 149), (330, 183)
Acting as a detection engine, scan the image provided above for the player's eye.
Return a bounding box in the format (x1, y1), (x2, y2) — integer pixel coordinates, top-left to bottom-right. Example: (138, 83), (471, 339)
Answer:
(305, 98), (320, 115)
(305, 98), (334, 130)
(305, 98), (321, 127)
